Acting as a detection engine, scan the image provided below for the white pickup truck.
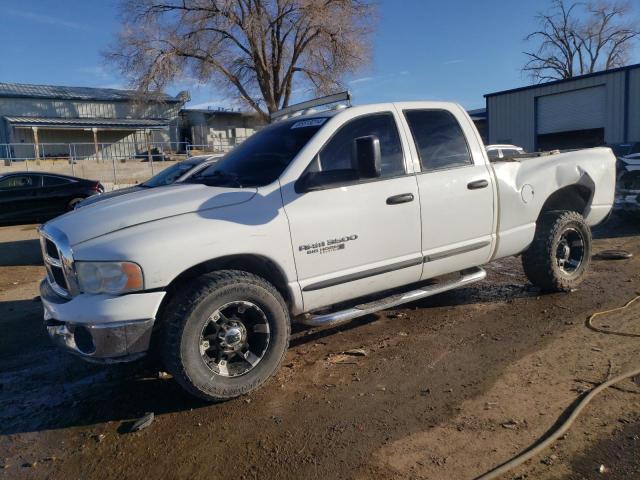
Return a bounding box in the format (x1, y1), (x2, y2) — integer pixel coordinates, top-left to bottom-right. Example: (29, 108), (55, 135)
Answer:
(39, 94), (615, 401)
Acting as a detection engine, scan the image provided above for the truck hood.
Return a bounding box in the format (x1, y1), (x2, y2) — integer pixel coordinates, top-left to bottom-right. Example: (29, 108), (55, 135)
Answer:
(46, 183), (257, 246)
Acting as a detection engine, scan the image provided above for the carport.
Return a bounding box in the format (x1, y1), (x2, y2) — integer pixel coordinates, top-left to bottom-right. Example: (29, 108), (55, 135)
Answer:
(4, 116), (169, 160)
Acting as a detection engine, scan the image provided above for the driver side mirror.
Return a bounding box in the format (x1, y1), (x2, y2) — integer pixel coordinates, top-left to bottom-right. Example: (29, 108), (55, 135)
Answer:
(352, 135), (381, 179)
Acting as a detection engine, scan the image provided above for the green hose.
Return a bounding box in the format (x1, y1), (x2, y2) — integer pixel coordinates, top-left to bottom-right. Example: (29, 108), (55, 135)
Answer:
(475, 294), (640, 480)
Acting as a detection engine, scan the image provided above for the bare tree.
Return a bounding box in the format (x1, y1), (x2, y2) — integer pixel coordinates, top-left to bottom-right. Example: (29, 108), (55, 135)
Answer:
(107, 0), (375, 121)
(523, 0), (639, 82)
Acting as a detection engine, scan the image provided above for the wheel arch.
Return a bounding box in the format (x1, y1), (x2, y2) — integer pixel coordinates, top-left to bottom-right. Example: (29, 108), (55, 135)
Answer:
(537, 183), (593, 220)
(153, 254), (295, 332)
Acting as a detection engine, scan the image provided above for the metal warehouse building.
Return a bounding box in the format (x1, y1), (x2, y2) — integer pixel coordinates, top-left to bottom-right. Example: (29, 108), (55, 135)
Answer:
(0, 82), (188, 160)
(486, 63), (640, 152)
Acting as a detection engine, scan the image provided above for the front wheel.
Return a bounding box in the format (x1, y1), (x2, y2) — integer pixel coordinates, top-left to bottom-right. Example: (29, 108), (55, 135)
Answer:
(522, 210), (592, 292)
(162, 270), (290, 401)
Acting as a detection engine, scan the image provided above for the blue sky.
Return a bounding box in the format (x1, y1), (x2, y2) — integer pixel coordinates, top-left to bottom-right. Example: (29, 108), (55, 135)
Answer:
(1, 0), (638, 111)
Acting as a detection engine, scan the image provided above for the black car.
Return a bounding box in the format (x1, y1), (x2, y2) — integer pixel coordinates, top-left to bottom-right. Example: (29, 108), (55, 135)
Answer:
(0, 171), (103, 224)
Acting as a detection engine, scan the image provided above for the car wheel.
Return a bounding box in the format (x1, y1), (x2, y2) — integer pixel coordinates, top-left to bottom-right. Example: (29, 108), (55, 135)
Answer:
(67, 197), (85, 211)
(522, 210), (592, 292)
(162, 270), (290, 402)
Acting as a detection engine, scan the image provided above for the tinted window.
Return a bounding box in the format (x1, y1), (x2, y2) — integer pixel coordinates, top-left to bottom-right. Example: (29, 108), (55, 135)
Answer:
(192, 119), (323, 187)
(43, 176), (72, 186)
(501, 149), (521, 157)
(486, 149), (500, 160)
(0, 174), (40, 189)
(404, 110), (473, 171)
(311, 113), (404, 177)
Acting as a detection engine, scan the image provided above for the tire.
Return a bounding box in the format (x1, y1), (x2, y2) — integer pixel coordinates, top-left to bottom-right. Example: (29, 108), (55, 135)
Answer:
(522, 210), (592, 292)
(162, 270), (290, 401)
(67, 197), (85, 211)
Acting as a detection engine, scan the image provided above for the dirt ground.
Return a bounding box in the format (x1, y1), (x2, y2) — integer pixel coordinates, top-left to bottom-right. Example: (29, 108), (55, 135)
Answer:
(1, 215), (640, 480)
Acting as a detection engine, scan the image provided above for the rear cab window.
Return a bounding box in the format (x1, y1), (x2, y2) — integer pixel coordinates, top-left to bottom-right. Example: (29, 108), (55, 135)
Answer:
(403, 109), (473, 172)
(501, 149), (521, 157)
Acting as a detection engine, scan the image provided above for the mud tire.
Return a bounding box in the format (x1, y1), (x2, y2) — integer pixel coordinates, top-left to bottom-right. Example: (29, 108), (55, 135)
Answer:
(522, 210), (592, 292)
(162, 270), (290, 402)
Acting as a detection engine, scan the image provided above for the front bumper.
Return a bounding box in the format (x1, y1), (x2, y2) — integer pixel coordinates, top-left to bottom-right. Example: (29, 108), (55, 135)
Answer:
(40, 280), (166, 362)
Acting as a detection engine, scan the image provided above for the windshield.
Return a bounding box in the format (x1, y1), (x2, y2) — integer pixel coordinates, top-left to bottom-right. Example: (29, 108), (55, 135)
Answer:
(143, 161), (198, 187)
(189, 118), (326, 188)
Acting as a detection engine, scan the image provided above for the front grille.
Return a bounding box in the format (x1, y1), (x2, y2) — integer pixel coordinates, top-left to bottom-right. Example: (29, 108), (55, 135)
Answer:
(45, 239), (59, 260)
(50, 266), (68, 290)
(40, 232), (72, 298)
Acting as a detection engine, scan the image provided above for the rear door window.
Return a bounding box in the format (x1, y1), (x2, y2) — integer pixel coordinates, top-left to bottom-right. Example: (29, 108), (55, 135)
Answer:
(403, 109), (473, 171)
(43, 176), (73, 187)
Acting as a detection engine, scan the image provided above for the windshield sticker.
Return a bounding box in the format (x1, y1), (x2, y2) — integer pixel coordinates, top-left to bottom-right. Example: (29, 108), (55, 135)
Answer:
(291, 118), (327, 129)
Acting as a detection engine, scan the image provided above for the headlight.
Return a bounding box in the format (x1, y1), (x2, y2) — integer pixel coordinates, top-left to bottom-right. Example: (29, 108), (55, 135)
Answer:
(75, 261), (144, 294)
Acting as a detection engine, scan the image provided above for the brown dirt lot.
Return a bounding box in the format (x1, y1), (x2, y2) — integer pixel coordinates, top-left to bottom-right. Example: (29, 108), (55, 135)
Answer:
(0, 215), (639, 479)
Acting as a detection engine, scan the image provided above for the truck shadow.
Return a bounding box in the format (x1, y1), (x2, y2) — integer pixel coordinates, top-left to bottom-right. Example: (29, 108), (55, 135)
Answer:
(593, 212), (640, 239)
(289, 282), (540, 347)
(0, 280), (539, 437)
(0, 239), (42, 266)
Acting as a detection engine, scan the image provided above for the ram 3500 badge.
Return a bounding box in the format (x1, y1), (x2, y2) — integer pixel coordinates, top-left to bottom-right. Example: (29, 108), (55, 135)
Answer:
(39, 92), (615, 401)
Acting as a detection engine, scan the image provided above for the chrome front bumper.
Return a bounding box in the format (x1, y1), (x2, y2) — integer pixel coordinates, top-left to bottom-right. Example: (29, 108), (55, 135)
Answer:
(40, 280), (165, 363)
(45, 318), (154, 362)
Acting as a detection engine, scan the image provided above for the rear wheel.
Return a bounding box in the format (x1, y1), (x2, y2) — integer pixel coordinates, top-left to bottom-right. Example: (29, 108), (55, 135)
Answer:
(67, 197), (85, 210)
(522, 210), (592, 292)
(162, 270), (290, 401)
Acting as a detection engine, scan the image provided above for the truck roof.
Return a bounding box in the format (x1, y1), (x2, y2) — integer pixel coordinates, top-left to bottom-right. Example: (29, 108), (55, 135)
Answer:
(275, 101), (465, 123)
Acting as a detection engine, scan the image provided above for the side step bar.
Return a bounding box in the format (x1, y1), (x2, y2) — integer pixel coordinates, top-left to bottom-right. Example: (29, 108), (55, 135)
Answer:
(300, 267), (486, 327)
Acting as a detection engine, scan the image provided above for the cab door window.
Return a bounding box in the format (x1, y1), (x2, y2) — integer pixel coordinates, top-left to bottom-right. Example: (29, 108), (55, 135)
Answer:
(310, 113), (405, 178)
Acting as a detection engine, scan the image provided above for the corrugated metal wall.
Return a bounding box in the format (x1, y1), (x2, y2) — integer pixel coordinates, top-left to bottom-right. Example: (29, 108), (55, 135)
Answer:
(0, 97), (180, 147)
(487, 67), (639, 151)
(628, 68), (640, 142)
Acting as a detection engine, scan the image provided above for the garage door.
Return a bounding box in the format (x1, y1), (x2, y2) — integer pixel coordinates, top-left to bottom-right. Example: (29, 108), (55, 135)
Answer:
(536, 86), (606, 135)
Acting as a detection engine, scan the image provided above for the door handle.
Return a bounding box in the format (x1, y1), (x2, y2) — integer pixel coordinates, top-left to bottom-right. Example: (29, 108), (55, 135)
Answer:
(467, 179), (489, 190)
(386, 193), (414, 205)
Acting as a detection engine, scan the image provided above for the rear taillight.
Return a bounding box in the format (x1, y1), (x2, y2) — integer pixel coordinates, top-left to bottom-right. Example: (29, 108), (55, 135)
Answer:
(92, 182), (104, 193)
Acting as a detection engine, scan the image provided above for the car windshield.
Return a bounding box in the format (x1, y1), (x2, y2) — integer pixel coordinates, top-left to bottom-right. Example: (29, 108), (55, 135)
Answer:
(189, 118), (326, 188)
(142, 161), (199, 187)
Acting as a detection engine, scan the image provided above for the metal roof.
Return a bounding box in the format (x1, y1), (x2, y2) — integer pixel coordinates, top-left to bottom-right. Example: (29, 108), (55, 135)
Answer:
(485, 62), (640, 98)
(467, 108), (487, 120)
(4, 117), (169, 129)
(0, 82), (183, 103)
(180, 108), (257, 116)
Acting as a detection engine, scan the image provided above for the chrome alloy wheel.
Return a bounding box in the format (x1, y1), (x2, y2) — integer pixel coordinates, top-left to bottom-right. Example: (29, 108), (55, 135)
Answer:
(199, 301), (270, 377)
(555, 227), (585, 275)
